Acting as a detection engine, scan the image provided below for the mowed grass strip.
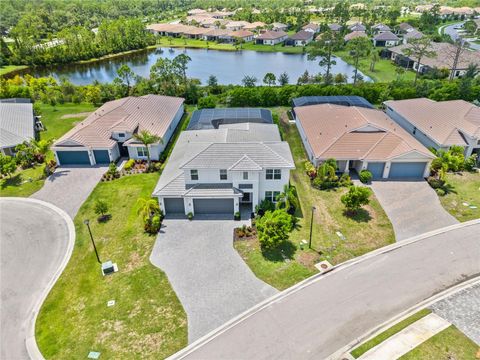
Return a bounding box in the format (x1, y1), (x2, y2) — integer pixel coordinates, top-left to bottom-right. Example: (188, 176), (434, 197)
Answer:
(439, 172), (480, 222)
(399, 325), (479, 360)
(351, 309), (432, 358)
(36, 173), (187, 359)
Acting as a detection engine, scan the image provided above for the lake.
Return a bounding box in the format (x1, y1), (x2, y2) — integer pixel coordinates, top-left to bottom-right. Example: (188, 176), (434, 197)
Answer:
(28, 47), (370, 85)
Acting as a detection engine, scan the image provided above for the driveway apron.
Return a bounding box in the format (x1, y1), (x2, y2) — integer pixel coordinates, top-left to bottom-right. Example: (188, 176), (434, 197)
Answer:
(150, 217), (278, 343)
(31, 165), (107, 218)
(370, 181), (458, 240)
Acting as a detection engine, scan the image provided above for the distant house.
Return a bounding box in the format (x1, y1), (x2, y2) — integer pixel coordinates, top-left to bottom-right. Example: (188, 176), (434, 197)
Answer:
(385, 98), (480, 158)
(202, 28), (233, 42)
(402, 30), (423, 44)
(182, 26), (210, 39)
(225, 21), (250, 31)
(372, 23), (391, 34)
(272, 22), (288, 32)
(349, 23), (366, 32)
(397, 22), (415, 34)
(187, 8), (207, 16)
(52, 95), (184, 166)
(286, 30), (314, 46)
(294, 104), (434, 179)
(256, 30), (288, 45)
(373, 31), (400, 47)
(243, 22), (266, 31)
(230, 29), (254, 42)
(389, 42), (480, 78)
(344, 31), (368, 42)
(302, 23), (320, 34)
(0, 100), (37, 156)
(328, 23), (343, 32)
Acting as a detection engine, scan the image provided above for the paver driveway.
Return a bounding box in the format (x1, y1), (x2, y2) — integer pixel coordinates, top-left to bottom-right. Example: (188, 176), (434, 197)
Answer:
(150, 217), (278, 343)
(31, 165), (106, 218)
(370, 181), (458, 240)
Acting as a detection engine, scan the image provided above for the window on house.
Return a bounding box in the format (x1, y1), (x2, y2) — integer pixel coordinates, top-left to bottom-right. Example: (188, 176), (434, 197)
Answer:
(266, 169), (281, 180)
(243, 171), (248, 180)
(137, 147), (148, 157)
(220, 169), (227, 180)
(118, 133), (125, 138)
(265, 191), (281, 203)
(190, 169), (198, 181)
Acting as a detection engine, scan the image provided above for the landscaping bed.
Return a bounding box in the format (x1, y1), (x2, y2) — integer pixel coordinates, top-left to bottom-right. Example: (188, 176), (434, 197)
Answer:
(36, 173), (187, 359)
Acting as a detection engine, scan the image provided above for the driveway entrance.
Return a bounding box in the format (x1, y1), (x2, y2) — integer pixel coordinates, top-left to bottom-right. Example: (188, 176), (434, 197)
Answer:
(150, 217), (277, 342)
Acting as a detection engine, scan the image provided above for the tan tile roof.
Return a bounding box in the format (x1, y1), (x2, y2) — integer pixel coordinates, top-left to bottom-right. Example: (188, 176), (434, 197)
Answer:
(230, 29), (254, 38)
(243, 22), (266, 30)
(147, 23), (192, 33)
(203, 28), (233, 37)
(344, 31), (368, 41)
(384, 98), (480, 146)
(294, 104), (434, 161)
(55, 95), (184, 149)
(181, 26), (210, 35)
(257, 30), (287, 40)
(390, 42), (480, 69)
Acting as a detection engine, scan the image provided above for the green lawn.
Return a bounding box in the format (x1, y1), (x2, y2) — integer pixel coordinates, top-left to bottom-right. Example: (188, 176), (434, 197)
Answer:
(399, 325), (478, 360)
(351, 309), (432, 358)
(334, 50), (416, 83)
(36, 173), (188, 359)
(235, 108), (395, 290)
(439, 172), (480, 222)
(0, 64), (28, 76)
(0, 102), (94, 198)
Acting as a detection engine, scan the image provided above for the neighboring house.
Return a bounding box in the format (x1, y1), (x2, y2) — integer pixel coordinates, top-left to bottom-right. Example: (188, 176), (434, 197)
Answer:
(344, 31), (368, 42)
(187, 8), (207, 16)
(384, 98), (480, 158)
(373, 31), (400, 47)
(202, 28), (233, 41)
(372, 23), (391, 34)
(294, 104), (435, 179)
(52, 95), (184, 166)
(256, 30), (288, 45)
(182, 27), (210, 39)
(302, 23), (320, 34)
(153, 122), (294, 216)
(397, 22), (415, 34)
(328, 23), (343, 32)
(187, 108), (273, 130)
(389, 42), (480, 78)
(286, 30), (314, 46)
(147, 23), (191, 37)
(349, 23), (366, 32)
(402, 29), (423, 44)
(272, 22), (288, 32)
(243, 22), (266, 31)
(225, 21), (250, 31)
(230, 29), (254, 42)
(0, 100), (36, 156)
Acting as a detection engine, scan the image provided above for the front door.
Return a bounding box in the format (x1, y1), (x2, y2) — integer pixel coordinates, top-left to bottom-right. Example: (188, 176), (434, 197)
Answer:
(118, 142), (129, 157)
(241, 192), (251, 203)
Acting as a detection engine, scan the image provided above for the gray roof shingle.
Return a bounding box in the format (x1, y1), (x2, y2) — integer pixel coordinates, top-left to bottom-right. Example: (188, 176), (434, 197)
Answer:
(0, 102), (35, 148)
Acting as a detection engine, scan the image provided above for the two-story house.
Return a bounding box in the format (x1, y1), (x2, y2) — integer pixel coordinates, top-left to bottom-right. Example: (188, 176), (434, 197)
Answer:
(52, 95), (184, 166)
(153, 122), (294, 217)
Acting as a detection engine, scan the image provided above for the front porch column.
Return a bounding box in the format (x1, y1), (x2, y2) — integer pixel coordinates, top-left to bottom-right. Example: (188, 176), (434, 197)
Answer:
(344, 160), (350, 174)
(234, 198), (240, 214)
(184, 198), (193, 215)
(423, 161), (431, 178)
(382, 161), (391, 179)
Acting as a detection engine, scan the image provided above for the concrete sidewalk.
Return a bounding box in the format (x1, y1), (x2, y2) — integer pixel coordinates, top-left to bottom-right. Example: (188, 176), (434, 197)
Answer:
(359, 313), (450, 359)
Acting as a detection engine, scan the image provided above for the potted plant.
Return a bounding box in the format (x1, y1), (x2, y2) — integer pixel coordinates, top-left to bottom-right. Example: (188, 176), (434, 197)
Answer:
(234, 211), (240, 221)
(187, 212), (193, 221)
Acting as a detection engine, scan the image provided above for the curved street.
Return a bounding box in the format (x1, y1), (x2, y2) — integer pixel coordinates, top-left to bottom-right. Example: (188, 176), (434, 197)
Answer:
(0, 198), (74, 360)
(173, 221), (480, 360)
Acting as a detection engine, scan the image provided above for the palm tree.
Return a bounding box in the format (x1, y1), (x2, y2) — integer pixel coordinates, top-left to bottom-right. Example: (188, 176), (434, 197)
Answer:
(276, 184), (299, 214)
(137, 198), (160, 221)
(133, 130), (162, 166)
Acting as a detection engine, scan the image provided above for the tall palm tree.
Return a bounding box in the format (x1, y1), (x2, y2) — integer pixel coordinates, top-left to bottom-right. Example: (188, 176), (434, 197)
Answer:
(137, 198), (160, 220)
(133, 130), (162, 166)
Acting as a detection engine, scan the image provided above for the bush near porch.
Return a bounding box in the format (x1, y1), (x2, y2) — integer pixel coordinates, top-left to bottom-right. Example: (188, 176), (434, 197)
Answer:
(234, 108), (395, 290)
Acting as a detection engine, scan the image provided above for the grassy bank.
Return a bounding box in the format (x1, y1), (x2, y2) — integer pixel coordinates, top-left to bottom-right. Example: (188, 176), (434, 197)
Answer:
(439, 172), (480, 222)
(0, 65), (29, 76)
(351, 309), (432, 358)
(235, 108), (395, 290)
(0, 103), (94, 198)
(36, 173), (188, 359)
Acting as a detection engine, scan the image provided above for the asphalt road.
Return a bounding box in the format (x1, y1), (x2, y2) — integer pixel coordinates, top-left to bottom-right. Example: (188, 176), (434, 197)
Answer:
(0, 199), (72, 360)
(175, 222), (480, 360)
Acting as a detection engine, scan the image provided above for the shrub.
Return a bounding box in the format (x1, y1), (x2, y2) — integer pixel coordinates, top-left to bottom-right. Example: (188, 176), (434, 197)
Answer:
(234, 211), (240, 220)
(427, 176), (445, 189)
(464, 154), (478, 171)
(341, 186), (372, 214)
(256, 209), (293, 250)
(435, 188), (446, 196)
(359, 170), (373, 184)
(144, 215), (161, 234)
(107, 162), (119, 178)
(0, 154), (17, 178)
(198, 96), (217, 109)
(124, 159), (135, 171)
(304, 161), (317, 179)
(187, 212), (193, 220)
(94, 199), (109, 222)
(339, 173), (353, 187)
(44, 159), (57, 177)
(255, 199), (275, 216)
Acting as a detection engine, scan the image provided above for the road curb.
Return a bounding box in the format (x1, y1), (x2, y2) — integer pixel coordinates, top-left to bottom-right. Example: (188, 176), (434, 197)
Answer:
(329, 276), (480, 360)
(1, 198), (76, 360)
(168, 219), (480, 359)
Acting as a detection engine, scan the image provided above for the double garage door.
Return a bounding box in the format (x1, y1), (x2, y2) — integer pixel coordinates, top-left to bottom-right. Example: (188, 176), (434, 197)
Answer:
(367, 162), (427, 179)
(163, 198), (234, 215)
(56, 150), (111, 165)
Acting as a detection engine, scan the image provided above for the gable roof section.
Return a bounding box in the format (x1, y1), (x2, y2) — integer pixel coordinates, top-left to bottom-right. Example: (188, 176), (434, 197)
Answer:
(294, 104), (434, 161)
(374, 31), (399, 41)
(257, 30), (287, 40)
(0, 102), (35, 148)
(54, 95), (184, 149)
(290, 30), (314, 41)
(384, 98), (480, 145)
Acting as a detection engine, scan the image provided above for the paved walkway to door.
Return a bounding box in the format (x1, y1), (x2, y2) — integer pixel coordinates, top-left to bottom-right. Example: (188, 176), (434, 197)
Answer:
(31, 165), (107, 218)
(370, 181), (458, 241)
(150, 217), (278, 343)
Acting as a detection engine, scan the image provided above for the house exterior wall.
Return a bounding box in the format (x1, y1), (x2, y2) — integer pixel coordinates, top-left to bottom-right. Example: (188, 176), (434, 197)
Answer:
(295, 116), (318, 165)
(295, 38), (312, 46)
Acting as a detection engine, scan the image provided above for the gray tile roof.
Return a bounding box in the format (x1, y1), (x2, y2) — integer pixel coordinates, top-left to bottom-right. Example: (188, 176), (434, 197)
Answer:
(184, 183), (243, 197)
(0, 102), (35, 149)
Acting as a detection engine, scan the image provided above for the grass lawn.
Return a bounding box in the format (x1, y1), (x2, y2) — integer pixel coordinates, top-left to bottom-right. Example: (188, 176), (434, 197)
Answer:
(334, 50), (416, 83)
(36, 173), (187, 359)
(235, 108), (395, 290)
(0, 64), (28, 76)
(439, 172), (480, 222)
(0, 102), (94, 198)
(351, 309), (432, 358)
(399, 325), (479, 360)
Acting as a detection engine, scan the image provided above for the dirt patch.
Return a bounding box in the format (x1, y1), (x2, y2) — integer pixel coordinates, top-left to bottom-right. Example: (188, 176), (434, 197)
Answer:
(60, 112), (92, 119)
(125, 252), (143, 272)
(296, 251), (320, 267)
